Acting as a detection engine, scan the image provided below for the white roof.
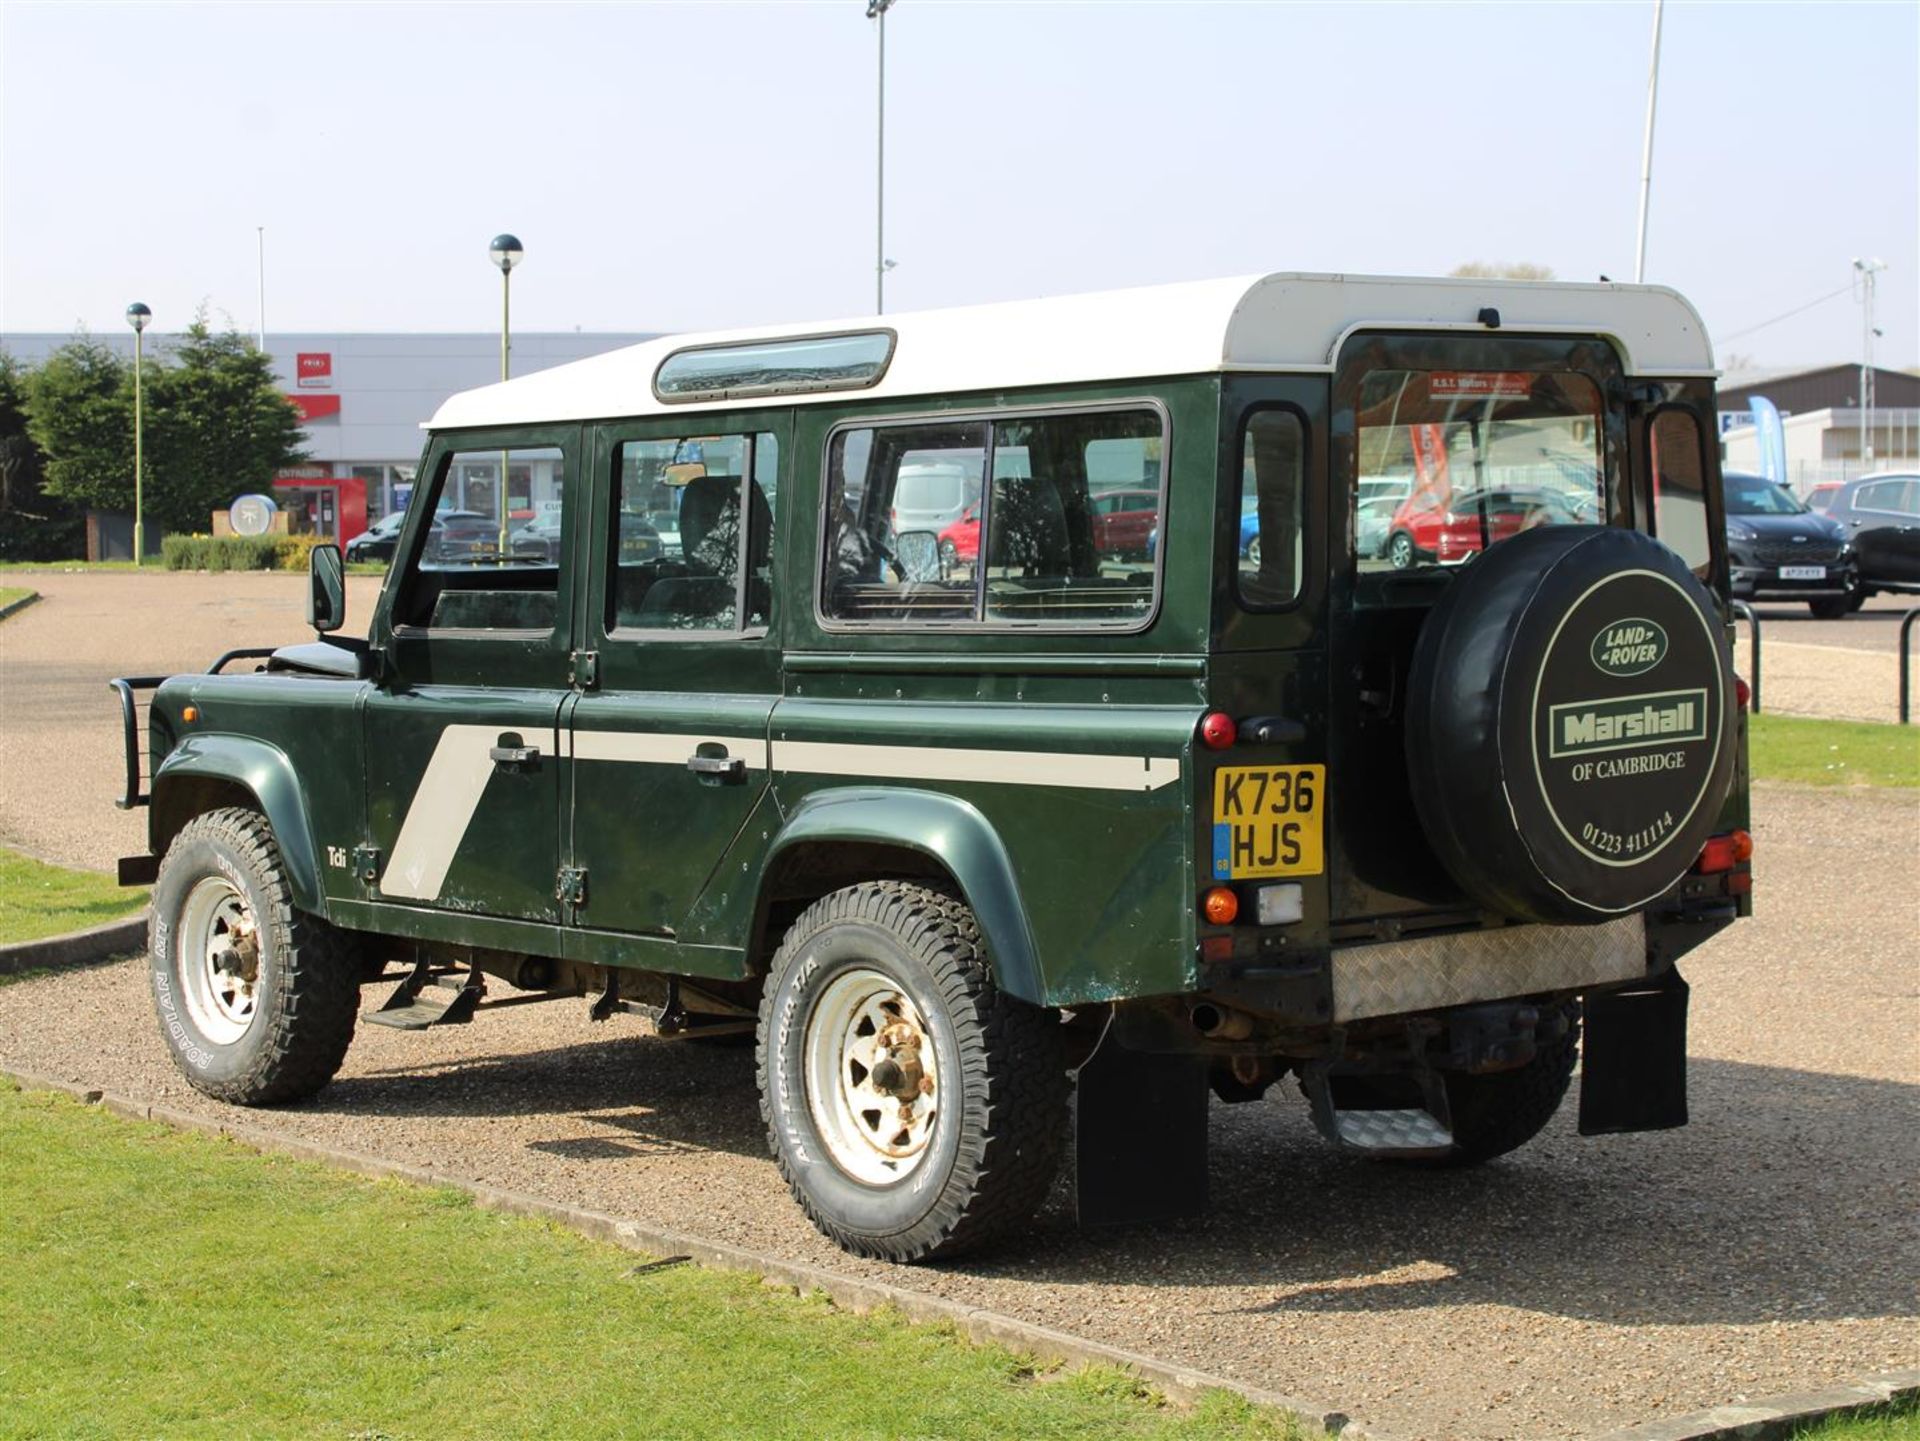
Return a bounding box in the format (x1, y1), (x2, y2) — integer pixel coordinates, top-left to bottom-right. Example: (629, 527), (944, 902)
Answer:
(428, 272), (1716, 432)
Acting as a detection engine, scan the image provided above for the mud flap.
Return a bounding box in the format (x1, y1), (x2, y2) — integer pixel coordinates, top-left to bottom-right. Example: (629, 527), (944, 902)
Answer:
(1579, 968), (1689, 1135)
(1073, 1043), (1207, 1228)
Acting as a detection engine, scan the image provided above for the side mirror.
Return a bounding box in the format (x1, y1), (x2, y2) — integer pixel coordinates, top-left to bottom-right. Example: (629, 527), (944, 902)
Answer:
(308, 544), (346, 633)
(893, 530), (942, 582)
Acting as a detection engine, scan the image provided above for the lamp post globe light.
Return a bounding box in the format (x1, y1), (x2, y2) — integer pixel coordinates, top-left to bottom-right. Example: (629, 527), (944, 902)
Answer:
(489, 234), (523, 553)
(126, 302), (152, 565)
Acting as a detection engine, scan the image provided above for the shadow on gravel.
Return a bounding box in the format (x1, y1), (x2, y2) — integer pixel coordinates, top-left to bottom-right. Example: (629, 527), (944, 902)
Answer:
(297, 1034), (1914, 1329)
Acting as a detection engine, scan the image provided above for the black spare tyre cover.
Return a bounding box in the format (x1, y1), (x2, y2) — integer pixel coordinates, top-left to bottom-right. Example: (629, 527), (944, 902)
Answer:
(1406, 525), (1735, 924)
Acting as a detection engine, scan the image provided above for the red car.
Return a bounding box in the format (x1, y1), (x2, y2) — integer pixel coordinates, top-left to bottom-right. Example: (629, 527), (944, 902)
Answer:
(937, 506), (980, 564)
(1385, 487), (1593, 569)
(1090, 488), (1160, 558)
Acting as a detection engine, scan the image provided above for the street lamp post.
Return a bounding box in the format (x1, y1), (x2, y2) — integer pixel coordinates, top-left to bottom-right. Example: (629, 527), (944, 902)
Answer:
(489, 234), (524, 554)
(1853, 257), (1886, 469)
(868, 0), (896, 313)
(126, 302), (151, 565)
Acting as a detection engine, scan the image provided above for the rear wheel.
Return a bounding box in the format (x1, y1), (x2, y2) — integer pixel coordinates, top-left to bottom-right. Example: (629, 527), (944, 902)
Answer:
(1388, 531), (1416, 570)
(150, 808), (361, 1105)
(757, 881), (1068, 1262)
(1246, 535), (1263, 568)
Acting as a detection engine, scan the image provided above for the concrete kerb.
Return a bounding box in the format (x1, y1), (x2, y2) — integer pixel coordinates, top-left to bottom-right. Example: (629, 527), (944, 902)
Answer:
(0, 589), (41, 623)
(0, 912), (147, 977)
(1591, 1371), (1920, 1441)
(0, 1064), (1382, 1441)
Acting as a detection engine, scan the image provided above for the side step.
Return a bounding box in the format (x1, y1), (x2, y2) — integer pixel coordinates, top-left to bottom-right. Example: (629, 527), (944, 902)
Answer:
(1301, 1064), (1456, 1158)
(362, 960), (485, 1031)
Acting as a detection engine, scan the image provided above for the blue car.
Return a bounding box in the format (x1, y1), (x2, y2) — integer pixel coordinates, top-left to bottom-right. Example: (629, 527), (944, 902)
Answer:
(1147, 497), (1260, 562)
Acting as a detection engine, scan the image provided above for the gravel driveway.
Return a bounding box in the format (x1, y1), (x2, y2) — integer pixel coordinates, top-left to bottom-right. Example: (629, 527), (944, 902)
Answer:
(2, 570), (1916, 1439)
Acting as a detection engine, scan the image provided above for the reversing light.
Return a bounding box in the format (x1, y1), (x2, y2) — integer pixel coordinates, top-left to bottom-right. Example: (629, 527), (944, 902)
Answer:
(1199, 712), (1237, 749)
(1254, 882), (1304, 926)
(1734, 677), (1751, 712)
(1694, 829), (1753, 874)
(1202, 886), (1239, 925)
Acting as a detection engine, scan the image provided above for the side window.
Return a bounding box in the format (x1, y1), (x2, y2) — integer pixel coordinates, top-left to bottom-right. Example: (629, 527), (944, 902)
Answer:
(608, 432), (777, 633)
(1858, 479), (1919, 516)
(392, 444), (565, 632)
(1650, 409), (1710, 580)
(822, 408), (1164, 628)
(1236, 409), (1305, 609)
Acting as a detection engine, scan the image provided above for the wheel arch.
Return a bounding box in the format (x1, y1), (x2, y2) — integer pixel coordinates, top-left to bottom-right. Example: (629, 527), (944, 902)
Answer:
(751, 788), (1046, 1005)
(150, 735), (326, 915)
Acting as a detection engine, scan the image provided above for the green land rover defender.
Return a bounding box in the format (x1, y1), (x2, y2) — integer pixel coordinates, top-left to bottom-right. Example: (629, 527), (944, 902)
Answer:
(115, 273), (1751, 1262)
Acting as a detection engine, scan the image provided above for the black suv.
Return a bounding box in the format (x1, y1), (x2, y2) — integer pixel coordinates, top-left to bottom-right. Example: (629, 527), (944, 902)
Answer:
(1823, 473), (1920, 604)
(1722, 471), (1856, 617)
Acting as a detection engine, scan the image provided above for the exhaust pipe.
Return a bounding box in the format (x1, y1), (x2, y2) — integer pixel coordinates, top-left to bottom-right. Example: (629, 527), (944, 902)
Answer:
(1189, 1002), (1254, 1041)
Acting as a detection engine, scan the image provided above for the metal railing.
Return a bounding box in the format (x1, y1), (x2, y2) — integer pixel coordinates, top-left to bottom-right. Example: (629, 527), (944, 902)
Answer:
(1901, 606), (1919, 726)
(1729, 600), (1760, 715)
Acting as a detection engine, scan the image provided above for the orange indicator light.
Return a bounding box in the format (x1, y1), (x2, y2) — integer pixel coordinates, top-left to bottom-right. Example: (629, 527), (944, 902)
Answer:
(1202, 887), (1239, 925)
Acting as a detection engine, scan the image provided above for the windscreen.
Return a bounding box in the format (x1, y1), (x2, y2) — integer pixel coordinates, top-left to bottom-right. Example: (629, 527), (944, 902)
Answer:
(1723, 474), (1807, 515)
(1355, 370), (1605, 574)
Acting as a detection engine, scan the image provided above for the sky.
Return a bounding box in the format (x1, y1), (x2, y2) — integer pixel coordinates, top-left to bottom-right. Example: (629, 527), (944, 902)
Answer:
(2, 1), (1915, 373)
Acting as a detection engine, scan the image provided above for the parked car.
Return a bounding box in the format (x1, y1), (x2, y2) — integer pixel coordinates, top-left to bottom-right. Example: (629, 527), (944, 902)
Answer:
(346, 508), (491, 565)
(1355, 494), (1400, 558)
(1722, 471), (1856, 618)
(1385, 486), (1594, 569)
(510, 508), (566, 562)
(1803, 479), (1844, 513)
(937, 505), (979, 566)
(1089, 487), (1160, 558)
(342, 511), (408, 563)
(424, 512), (502, 564)
(1820, 472), (1920, 603)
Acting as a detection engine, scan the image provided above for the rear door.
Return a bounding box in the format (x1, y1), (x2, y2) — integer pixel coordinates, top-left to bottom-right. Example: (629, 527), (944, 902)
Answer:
(1325, 334), (1629, 923)
(564, 413), (789, 937)
(1847, 478), (1920, 584)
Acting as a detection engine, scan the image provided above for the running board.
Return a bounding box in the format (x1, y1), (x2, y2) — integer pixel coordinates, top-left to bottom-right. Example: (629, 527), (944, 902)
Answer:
(1301, 1065), (1456, 1158)
(362, 960), (485, 1031)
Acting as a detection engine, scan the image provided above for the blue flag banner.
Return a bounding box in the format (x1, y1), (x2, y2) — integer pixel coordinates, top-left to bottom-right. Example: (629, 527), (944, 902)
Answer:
(1748, 396), (1788, 486)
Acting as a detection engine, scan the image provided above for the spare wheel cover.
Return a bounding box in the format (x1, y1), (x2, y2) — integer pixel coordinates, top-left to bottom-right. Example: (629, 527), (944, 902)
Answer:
(1405, 525), (1736, 924)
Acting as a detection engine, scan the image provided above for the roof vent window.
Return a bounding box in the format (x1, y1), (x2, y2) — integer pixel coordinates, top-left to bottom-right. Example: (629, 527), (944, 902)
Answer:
(653, 330), (895, 403)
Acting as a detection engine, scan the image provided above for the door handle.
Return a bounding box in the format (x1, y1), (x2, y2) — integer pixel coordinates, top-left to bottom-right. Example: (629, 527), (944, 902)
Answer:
(490, 743), (541, 768)
(686, 753), (745, 780)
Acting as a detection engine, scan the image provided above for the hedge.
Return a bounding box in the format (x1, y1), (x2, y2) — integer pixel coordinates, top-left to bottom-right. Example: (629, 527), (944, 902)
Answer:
(160, 534), (326, 573)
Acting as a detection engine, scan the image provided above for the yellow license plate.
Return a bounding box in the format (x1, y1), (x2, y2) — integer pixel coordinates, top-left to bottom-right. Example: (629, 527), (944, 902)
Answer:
(1211, 764), (1325, 880)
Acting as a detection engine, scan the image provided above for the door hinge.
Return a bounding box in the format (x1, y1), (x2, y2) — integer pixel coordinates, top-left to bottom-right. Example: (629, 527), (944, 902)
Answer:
(556, 866), (588, 909)
(352, 844), (382, 887)
(570, 649), (599, 690)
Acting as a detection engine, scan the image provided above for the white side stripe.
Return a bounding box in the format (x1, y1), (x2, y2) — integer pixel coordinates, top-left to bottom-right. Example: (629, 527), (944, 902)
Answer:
(773, 740), (1179, 792)
(382, 724), (536, 901)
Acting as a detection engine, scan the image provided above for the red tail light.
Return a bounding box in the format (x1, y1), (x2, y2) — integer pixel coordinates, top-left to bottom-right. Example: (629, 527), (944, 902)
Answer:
(1734, 676), (1751, 712)
(1199, 712), (1237, 749)
(1695, 829), (1753, 874)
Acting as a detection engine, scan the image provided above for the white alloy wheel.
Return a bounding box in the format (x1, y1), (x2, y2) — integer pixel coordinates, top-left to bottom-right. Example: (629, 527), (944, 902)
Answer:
(803, 967), (940, 1186)
(177, 874), (261, 1046)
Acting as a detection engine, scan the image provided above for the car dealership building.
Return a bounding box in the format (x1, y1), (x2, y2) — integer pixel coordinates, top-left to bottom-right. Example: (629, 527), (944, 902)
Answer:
(1, 330), (653, 542)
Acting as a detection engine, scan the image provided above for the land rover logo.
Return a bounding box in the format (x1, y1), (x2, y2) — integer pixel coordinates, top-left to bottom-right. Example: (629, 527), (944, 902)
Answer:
(1589, 618), (1668, 677)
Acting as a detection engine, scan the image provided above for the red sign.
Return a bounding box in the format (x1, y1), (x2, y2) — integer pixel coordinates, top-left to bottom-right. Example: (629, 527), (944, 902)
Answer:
(275, 465), (332, 481)
(296, 352), (333, 388)
(1429, 371), (1534, 400)
(286, 394), (342, 423)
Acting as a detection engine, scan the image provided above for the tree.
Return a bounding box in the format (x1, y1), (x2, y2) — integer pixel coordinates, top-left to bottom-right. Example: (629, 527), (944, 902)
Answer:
(24, 335), (135, 514)
(0, 352), (84, 560)
(145, 318), (307, 533)
(1449, 261), (1556, 281)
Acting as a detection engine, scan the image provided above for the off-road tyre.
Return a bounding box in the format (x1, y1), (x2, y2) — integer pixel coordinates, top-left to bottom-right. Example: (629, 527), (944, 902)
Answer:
(757, 881), (1068, 1263)
(150, 807), (361, 1106)
(1434, 1003), (1580, 1166)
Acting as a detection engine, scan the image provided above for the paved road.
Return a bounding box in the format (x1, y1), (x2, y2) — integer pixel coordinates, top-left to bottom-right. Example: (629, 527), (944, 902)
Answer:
(2, 569), (1915, 1439)
(1741, 592), (1919, 655)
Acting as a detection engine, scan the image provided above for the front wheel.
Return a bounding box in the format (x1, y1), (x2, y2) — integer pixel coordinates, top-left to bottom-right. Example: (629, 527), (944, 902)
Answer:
(1246, 534), (1262, 568)
(150, 807), (361, 1105)
(757, 882), (1068, 1262)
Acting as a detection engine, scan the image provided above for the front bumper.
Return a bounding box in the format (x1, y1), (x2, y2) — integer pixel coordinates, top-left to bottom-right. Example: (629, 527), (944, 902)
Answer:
(1729, 560), (1856, 601)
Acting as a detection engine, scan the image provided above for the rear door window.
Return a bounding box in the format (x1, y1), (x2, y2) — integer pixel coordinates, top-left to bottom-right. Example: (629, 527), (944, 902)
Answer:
(1355, 370), (1604, 574)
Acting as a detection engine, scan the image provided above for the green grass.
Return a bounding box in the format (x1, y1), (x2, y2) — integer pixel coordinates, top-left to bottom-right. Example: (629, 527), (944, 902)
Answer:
(1788, 1396), (1920, 1439)
(0, 559), (144, 572)
(0, 584), (34, 611)
(0, 1083), (1302, 1441)
(1750, 714), (1920, 788)
(0, 847), (147, 947)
